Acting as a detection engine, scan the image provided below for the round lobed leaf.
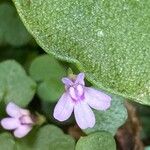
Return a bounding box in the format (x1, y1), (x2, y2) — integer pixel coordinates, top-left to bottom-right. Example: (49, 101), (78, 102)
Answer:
(29, 54), (66, 82)
(75, 132), (116, 150)
(37, 79), (64, 102)
(0, 125), (75, 150)
(29, 55), (66, 102)
(84, 94), (127, 135)
(0, 60), (36, 106)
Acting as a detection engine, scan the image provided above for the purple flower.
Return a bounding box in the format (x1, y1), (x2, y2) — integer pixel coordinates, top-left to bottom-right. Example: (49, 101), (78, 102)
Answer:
(1, 102), (34, 138)
(53, 73), (111, 129)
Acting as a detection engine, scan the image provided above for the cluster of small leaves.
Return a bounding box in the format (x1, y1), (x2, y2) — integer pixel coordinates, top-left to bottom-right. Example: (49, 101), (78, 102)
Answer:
(0, 125), (75, 150)
(0, 53), (127, 149)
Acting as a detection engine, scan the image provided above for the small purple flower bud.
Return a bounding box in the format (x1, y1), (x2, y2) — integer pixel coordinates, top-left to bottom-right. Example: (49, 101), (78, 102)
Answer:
(0, 102), (34, 138)
(53, 73), (112, 129)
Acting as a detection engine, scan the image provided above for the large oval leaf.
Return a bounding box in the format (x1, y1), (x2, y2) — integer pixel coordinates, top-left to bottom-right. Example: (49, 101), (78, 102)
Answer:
(12, 0), (150, 104)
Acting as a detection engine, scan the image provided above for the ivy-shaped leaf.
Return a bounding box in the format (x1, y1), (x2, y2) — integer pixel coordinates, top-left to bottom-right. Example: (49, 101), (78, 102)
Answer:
(75, 132), (116, 150)
(12, 0), (150, 105)
(0, 125), (75, 150)
(84, 94), (127, 135)
(0, 60), (36, 106)
(0, 2), (32, 46)
(29, 55), (66, 102)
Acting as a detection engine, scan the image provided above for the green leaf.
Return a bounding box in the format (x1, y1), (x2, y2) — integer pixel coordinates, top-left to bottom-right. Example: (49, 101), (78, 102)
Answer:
(0, 60), (36, 106)
(0, 80), (5, 101)
(84, 94), (127, 135)
(12, 0), (150, 105)
(0, 125), (75, 150)
(29, 54), (66, 82)
(24, 125), (75, 150)
(145, 146), (150, 150)
(29, 54), (66, 102)
(0, 133), (15, 150)
(0, 2), (32, 46)
(37, 79), (64, 102)
(0, 47), (38, 65)
(75, 132), (116, 150)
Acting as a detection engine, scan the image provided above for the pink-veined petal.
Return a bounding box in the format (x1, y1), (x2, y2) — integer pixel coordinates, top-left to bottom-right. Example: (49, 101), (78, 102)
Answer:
(20, 109), (30, 116)
(20, 115), (33, 124)
(14, 125), (32, 138)
(6, 102), (22, 118)
(75, 73), (85, 85)
(1, 118), (20, 130)
(69, 87), (77, 100)
(62, 78), (73, 87)
(53, 92), (74, 121)
(85, 87), (111, 110)
(74, 101), (95, 129)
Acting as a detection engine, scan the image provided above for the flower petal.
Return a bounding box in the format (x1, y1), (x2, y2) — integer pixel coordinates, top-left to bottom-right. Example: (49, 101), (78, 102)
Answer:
(85, 87), (111, 110)
(20, 116), (33, 124)
(1, 118), (20, 130)
(74, 101), (95, 129)
(20, 109), (30, 116)
(53, 92), (74, 121)
(14, 125), (32, 138)
(62, 78), (73, 87)
(75, 73), (85, 85)
(6, 102), (22, 118)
